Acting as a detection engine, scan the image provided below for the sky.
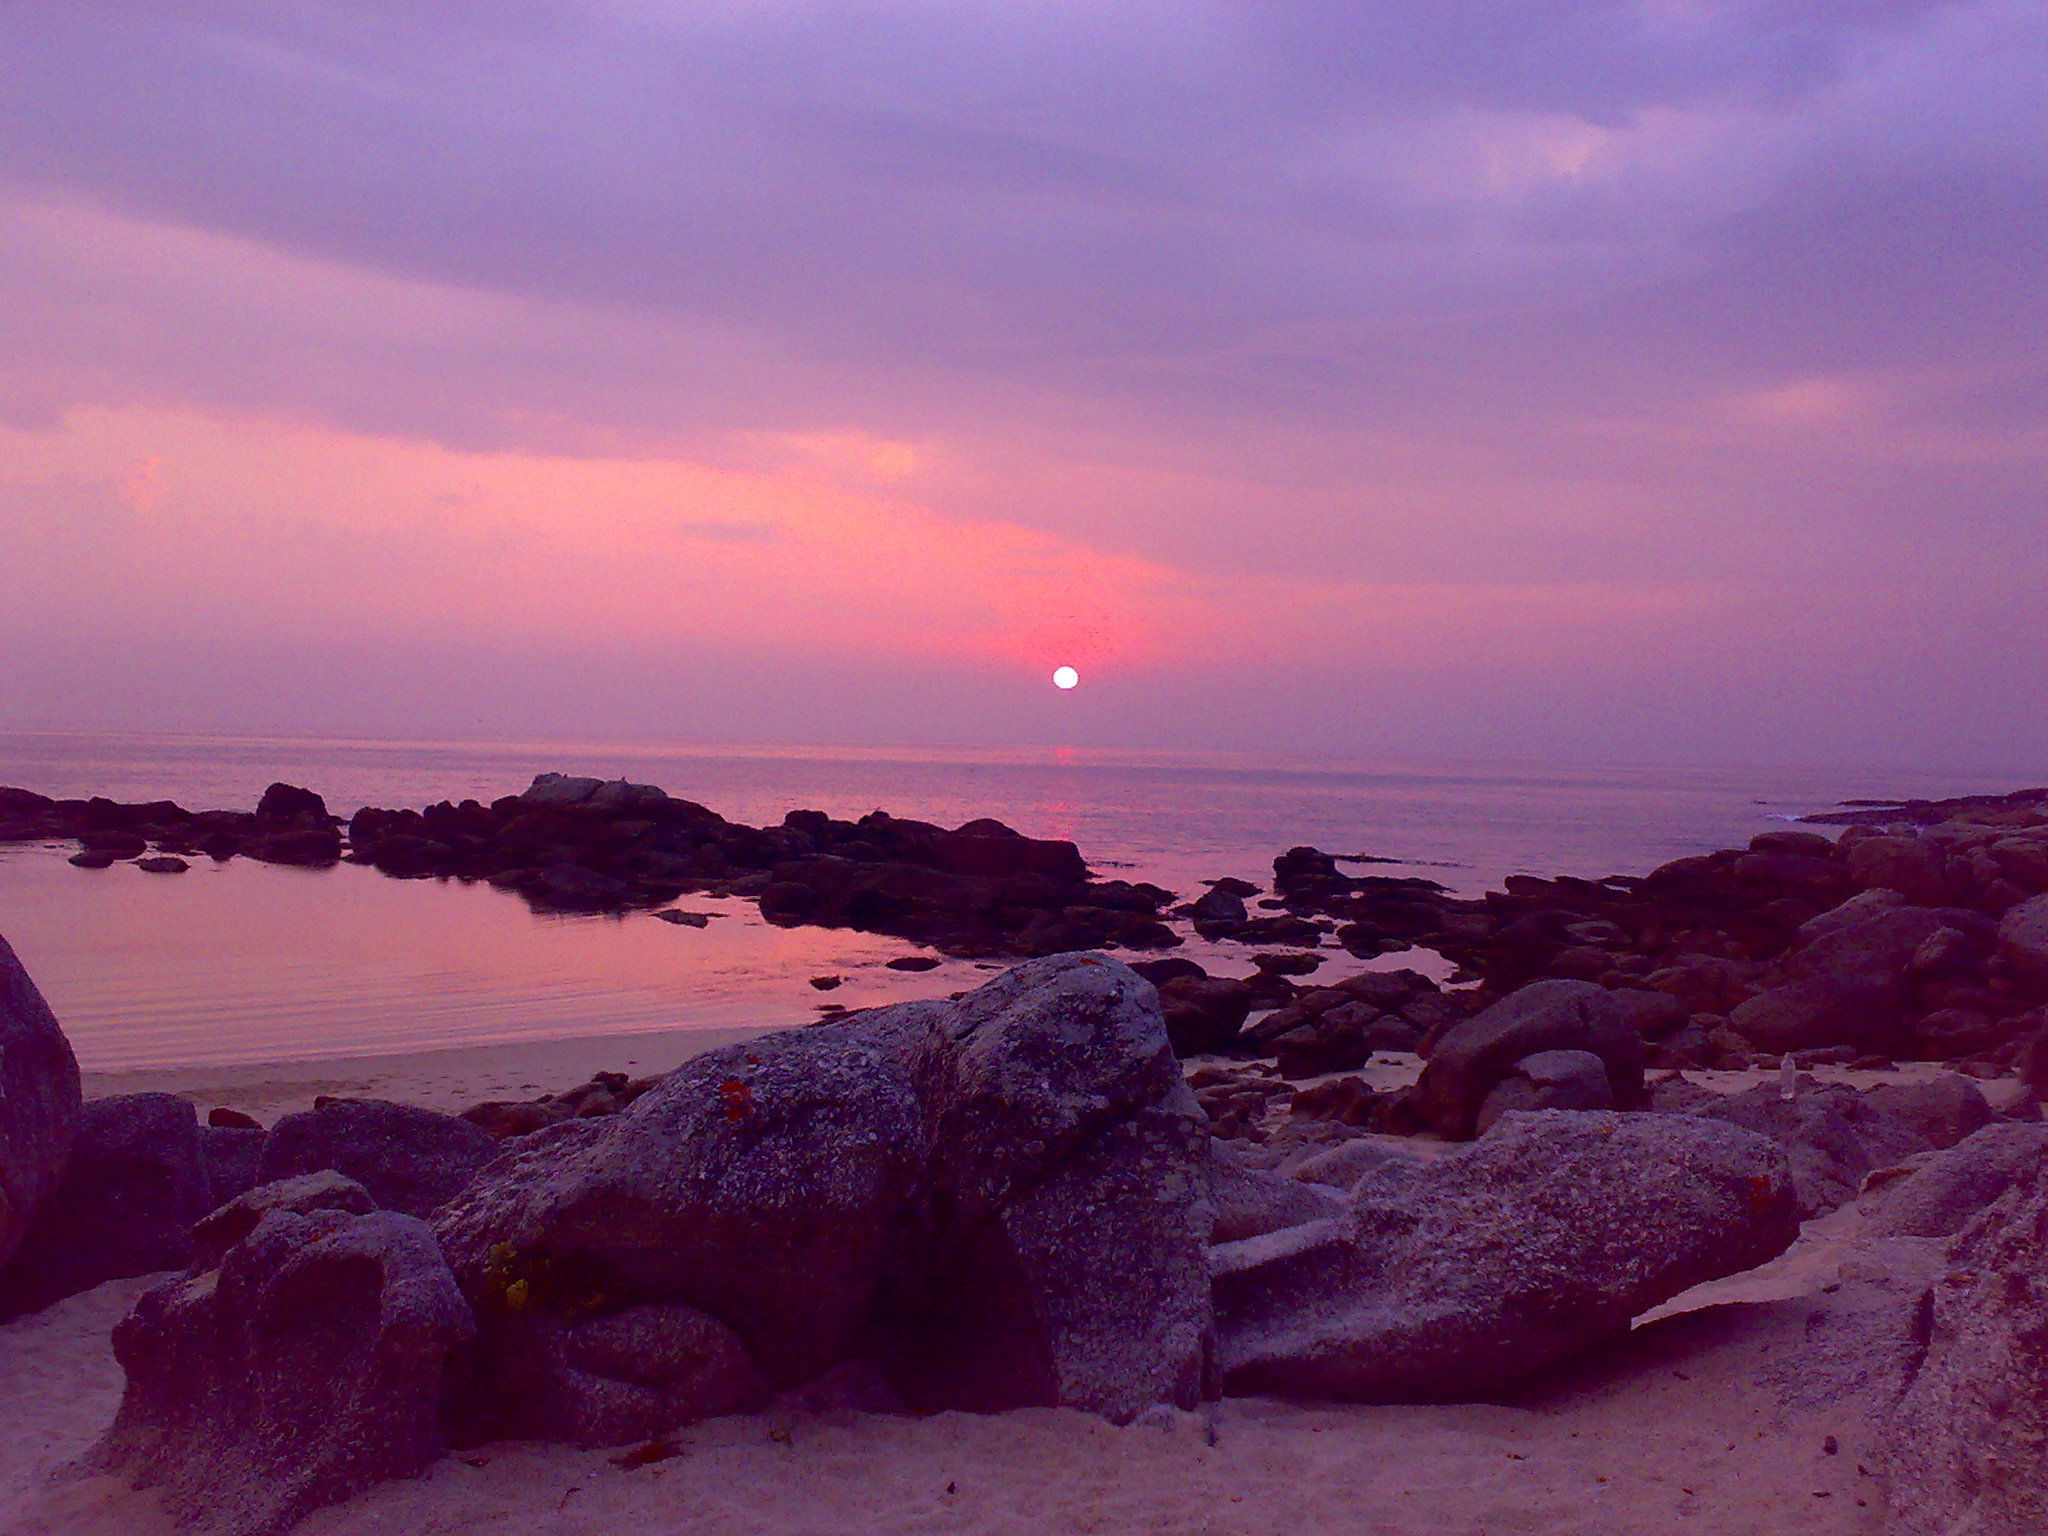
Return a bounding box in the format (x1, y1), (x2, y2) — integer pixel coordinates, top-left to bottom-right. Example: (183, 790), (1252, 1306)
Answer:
(1, 1), (2043, 769)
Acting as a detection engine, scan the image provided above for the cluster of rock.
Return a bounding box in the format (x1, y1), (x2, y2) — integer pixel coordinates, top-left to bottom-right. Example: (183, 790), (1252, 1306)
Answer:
(1, 774), (1180, 959)
(0, 782), (339, 873)
(1254, 797), (2048, 1074)
(3, 942), (1848, 1536)
(24, 771), (2048, 1045)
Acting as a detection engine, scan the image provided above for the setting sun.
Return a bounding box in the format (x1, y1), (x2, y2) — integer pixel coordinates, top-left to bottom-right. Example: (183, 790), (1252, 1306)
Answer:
(1052, 665), (1079, 690)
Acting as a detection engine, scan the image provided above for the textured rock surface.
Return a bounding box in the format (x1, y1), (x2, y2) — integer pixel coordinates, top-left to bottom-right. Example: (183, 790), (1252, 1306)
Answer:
(188, 1168), (378, 1267)
(90, 1204), (475, 1536)
(1472, 1048), (1614, 1134)
(257, 1097), (497, 1218)
(1694, 1079), (1932, 1215)
(1880, 1163), (2048, 1536)
(1415, 981), (1645, 1138)
(435, 953), (1212, 1439)
(1211, 1110), (1800, 1401)
(0, 933), (81, 1269)
(200, 1124), (267, 1211)
(1863, 1074), (1997, 1150)
(1997, 892), (2048, 981)
(1206, 1145), (1347, 1241)
(0, 1093), (209, 1322)
(1863, 1122), (2048, 1239)
(1729, 975), (1899, 1054)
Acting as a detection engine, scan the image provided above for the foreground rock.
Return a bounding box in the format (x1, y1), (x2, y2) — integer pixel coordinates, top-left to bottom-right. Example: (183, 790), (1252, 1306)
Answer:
(1879, 1161), (2048, 1535)
(1862, 1121), (2048, 1239)
(89, 1195), (475, 1536)
(434, 953), (1211, 1443)
(0, 933), (81, 1269)
(1211, 1110), (1800, 1400)
(0, 1092), (211, 1321)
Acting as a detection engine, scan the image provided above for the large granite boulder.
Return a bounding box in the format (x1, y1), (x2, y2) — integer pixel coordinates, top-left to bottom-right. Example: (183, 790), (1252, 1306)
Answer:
(1879, 1162), (2048, 1535)
(1210, 1110), (1799, 1401)
(200, 1124), (268, 1210)
(1863, 1074), (1996, 1150)
(1999, 892), (2048, 983)
(0, 1092), (210, 1322)
(89, 1201), (475, 1536)
(1729, 974), (1900, 1055)
(1472, 1048), (1614, 1133)
(0, 933), (81, 1269)
(434, 953), (1212, 1442)
(1863, 1122), (2048, 1240)
(1414, 981), (1646, 1138)
(257, 1097), (497, 1218)
(1693, 1078), (1932, 1216)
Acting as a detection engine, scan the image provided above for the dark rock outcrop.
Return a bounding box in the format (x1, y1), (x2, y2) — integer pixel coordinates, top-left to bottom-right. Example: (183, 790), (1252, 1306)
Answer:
(0, 1092), (209, 1322)
(89, 1202), (475, 1536)
(1414, 980), (1646, 1138)
(1211, 1110), (1799, 1401)
(257, 1098), (498, 1218)
(1158, 975), (1255, 1056)
(0, 933), (81, 1269)
(200, 1124), (268, 1210)
(1862, 1074), (1996, 1150)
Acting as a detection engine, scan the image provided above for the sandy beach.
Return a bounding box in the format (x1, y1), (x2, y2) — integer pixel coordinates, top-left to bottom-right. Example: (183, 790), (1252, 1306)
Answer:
(2, 1250), (1885, 1536)
(78, 1026), (780, 1124)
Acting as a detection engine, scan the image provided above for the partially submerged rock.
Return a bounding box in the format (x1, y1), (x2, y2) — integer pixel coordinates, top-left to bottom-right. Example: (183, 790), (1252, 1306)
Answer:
(1211, 1109), (1800, 1401)
(0, 933), (81, 1269)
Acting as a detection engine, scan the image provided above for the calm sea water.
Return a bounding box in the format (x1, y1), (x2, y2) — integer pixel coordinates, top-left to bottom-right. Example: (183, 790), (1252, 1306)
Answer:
(0, 730), (2027, 1072)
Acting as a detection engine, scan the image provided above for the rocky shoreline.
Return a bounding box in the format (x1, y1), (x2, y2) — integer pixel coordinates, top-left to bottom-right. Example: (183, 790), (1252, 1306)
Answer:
(10, 773), (2048, 1086)
(8, 777), (2048, 1532)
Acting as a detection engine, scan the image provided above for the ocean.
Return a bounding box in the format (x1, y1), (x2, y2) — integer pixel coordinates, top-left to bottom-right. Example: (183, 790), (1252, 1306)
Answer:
(0, 730), (2026, 1073)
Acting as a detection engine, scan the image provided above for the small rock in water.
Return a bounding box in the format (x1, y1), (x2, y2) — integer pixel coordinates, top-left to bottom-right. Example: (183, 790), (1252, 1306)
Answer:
(135, 855), (190, 874)
(886, 956), (942, 972)
(652, 909), (713, 927)
(208, 1106), (261, 1130)
(67, 849), (119, 869)
(1252, 952), (1325, 976)
(809, 975), (844, 990)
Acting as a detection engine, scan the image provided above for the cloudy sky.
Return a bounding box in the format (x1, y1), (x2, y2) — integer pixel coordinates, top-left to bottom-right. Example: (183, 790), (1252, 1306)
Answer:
(2, 1), (2042, 767)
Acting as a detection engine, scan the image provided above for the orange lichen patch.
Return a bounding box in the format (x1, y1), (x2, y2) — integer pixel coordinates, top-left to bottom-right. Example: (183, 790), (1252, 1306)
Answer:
(719, 1078), (753, 1123)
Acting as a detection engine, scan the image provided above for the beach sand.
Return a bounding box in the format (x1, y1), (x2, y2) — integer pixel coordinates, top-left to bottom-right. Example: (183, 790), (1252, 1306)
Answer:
(1, 1255), (1885, 1536)
(0, 1032), (1946, 1535)
(79, 1024), (779, 1122)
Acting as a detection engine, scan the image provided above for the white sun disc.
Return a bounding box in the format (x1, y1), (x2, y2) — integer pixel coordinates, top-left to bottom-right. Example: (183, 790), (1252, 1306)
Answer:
(1052, 665), (1080, 690)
